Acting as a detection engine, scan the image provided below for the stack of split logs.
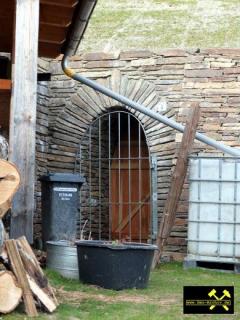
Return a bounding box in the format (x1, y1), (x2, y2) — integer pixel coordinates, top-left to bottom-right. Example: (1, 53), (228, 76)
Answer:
(0, 159), (58, 316)
(0, 237), (58, 316)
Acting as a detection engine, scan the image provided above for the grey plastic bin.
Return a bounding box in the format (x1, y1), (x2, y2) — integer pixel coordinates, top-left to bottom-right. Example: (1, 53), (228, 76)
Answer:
(40, 173), (85, 248)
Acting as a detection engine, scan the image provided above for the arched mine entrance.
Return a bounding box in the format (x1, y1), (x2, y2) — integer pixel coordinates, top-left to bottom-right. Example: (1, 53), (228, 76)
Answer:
(76, 110), (152, 242)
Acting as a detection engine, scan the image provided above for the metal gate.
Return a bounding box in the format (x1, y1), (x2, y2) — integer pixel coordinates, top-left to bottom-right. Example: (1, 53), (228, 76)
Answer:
(75, 110), (157, 242)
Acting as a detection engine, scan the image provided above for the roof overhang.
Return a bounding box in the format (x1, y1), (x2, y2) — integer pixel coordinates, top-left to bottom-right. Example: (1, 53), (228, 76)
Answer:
(0, 0), (97, 58)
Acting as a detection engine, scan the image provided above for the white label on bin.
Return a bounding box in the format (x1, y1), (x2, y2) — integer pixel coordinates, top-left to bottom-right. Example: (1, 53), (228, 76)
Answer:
(53, 187), (77, 192)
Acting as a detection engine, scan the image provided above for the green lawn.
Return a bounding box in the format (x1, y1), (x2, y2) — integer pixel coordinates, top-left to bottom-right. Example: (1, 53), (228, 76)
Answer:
(4, 262), (239, 320)
(79, 0), (240, 52)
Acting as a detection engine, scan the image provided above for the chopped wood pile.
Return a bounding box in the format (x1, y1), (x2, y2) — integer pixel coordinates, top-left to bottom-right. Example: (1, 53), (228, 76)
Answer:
(0, 236), (58, 316)
(0, 159), (58, 316)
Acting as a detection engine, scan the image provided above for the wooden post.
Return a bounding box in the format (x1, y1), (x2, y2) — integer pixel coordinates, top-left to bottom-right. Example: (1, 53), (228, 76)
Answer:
(9, 0), (40, 242)
(152, 103), (200, 268)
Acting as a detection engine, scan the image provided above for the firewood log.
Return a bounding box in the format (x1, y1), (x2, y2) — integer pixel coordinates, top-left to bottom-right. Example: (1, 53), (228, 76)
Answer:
(17, 236), (58, 305)
(0, 160), (20, 219)
(0, 271), (23, 314)
(27, 275), (57, 313)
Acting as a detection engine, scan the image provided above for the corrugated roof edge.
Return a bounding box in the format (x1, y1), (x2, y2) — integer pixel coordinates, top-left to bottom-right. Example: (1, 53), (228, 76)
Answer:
(62, 0), (98, 56)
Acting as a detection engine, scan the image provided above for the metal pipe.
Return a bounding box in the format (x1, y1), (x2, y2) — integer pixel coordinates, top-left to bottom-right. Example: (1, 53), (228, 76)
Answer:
(62, 55), (240, 157)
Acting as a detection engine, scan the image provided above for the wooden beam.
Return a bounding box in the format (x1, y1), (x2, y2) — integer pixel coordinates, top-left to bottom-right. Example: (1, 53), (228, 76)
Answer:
(0, 92), (11, 133)
(9, 0), (40, 243)
(40, 21), (71, 28)
(39, 38), (65, 45)
(39, 24), (68, 43)
(40, 4), (75, 21)
(0, 80), (11, 91)
(152, 103), (200, 268)
(38, 42), (62, 58)
(40, 0), (78, 8)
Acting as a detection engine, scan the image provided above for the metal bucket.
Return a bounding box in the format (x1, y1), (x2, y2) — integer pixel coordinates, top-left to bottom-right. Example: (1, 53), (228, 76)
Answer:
(46, 240), (78, 279)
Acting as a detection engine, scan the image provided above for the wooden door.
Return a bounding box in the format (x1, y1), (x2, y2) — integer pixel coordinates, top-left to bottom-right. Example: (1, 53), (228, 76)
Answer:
(111, 130), (151, 242)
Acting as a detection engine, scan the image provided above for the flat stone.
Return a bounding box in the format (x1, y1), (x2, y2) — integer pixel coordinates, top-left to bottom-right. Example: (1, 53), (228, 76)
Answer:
(228, 97), (240, 103)
(81, 51), (120, 61)
(156, 49), (188, 57)
(211, 62), (235, 68)
(184, 63), (210, 70)
(203, 88), (240, 95)
(130, 58), (156, 67)
(38, 58), (50, 71)
(81, 71), (111, 78)
(120, 50), (152, 60)
(185, 82), (225, 89)
(200, 102), (221, 108)
(157, 57), (187, 65)
(203, 124), (221, 130)
(185, 69), (223, 78)
(223, 67), (240, 74)
(201, 48), (240, 56)
(85, 60), (126, 69)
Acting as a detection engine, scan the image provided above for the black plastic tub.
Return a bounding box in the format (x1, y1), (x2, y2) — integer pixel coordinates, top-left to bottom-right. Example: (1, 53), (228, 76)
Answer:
(76, 240), (158, 290)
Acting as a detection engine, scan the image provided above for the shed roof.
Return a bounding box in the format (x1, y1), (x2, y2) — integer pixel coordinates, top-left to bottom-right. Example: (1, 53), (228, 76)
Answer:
(0, 0), (97, 58)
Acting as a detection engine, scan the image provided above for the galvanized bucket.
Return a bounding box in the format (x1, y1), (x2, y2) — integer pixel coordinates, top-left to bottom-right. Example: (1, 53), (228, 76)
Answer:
(46, 240), (78, 279)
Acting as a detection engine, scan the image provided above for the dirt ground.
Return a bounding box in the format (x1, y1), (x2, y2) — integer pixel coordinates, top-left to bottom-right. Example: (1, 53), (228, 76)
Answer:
(57, 287), (180, 306)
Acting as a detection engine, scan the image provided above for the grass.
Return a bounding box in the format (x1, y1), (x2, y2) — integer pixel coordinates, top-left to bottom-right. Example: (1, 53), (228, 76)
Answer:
(79, 0), (240, 52)
(3, 262), (239, 319)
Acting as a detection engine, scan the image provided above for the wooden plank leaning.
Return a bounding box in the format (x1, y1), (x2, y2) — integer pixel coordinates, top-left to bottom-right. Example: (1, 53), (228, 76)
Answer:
(152, 103), (201, 268)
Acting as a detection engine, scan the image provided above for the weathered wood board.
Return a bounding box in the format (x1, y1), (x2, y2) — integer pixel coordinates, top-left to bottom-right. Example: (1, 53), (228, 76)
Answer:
(9, 0), (40, 242)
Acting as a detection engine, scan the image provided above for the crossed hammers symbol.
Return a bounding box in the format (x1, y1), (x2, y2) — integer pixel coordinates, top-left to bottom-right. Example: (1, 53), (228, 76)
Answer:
(208, 289), (231, 311)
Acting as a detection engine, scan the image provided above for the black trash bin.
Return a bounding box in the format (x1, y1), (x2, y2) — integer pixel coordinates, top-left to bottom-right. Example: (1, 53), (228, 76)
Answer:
(40, 173), (85, 248)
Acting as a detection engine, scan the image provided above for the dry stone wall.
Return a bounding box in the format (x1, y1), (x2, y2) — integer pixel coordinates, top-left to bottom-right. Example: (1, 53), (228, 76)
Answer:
(36, 49), (240, 259)
(35, 58), (50, 244)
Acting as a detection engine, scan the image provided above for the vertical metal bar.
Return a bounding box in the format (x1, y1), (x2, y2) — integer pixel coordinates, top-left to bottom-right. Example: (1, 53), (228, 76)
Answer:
(148, 162), (151, 243)
(196, 158), (201, 256)
(138, 121), (142, 243)
(79, 144), (82, 238)
(79, 145), (82, 175)
(108, 113), (112, 241)
(233, 161), (237, 259)
(89, 126), (92, 235)
(118, 112), (121, 240)
(99, 118), (102, 240)
(217, 159), (222, 257)
(128, 114), (131, 241)
(151, 156), (158, 241)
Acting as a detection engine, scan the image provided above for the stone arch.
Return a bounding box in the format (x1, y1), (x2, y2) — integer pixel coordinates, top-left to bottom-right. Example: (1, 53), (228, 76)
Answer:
(48, 71), (177, 232)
